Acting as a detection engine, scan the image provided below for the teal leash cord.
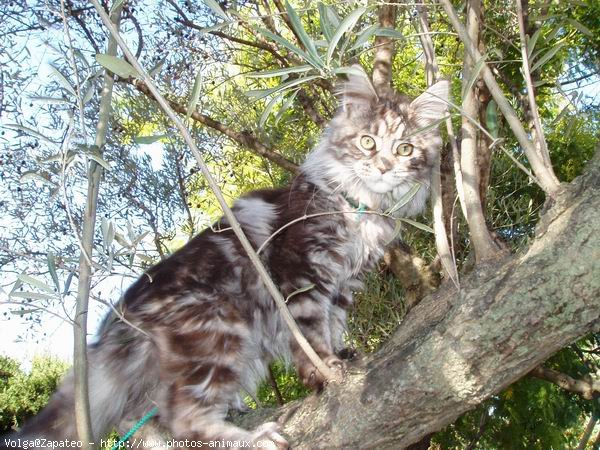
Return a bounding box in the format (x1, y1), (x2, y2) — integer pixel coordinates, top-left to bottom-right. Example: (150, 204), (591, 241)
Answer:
(111, 407), (158, 450)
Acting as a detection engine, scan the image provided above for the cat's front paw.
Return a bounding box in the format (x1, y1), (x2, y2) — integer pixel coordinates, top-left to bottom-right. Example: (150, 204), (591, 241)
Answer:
(299, 355), (346, 389)
(323, 355), (346, 384)
(251, 422), (289, 450)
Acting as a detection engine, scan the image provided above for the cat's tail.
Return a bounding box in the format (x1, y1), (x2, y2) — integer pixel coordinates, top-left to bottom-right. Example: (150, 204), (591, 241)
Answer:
(1, 333), (156, 449)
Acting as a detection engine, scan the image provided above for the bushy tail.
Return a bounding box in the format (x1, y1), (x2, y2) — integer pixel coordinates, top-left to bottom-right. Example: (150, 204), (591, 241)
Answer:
(1, 340), (155, 449)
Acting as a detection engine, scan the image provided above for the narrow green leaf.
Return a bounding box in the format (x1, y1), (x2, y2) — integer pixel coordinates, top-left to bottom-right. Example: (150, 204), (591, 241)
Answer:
(203, 0), (229, 20)
(148, 57), (166, 77)
(463, 54), (486, 100)
(87, 147), (111, 170)
(274, 90), (298, 126)
(348, 24), (380, 51)
(9, 291), (57, 300)
(373, 28), (404, 40)
(10, 291), (57, 300)
(187, 69), (203, 119)
(256, 28), (322, 69)
(47, 252), (60, 292)
(82, 84), (94, 104)
(385, 220), (403, 246)
(530, 43), (565, 72)
(134, 135), (167, 145)
(109, 0), (125, 14)
(526, 27), (544, 59)
(386, 183), (422, 216)
(48, 64), (76, 96)
(63, 271), (74, 297)
(197, 21), (233, 35)
(260, 91), (285, 129)
(96, 54), (139, 79)
(20, 170), (56, 186)
(326, 7), (367, 66)
(11, 308), (41, 315)
(247, 75), (320, 100)
(399, 218), (434, 234)
(325, 6), (340, 28)
(3, 123), (57, 145)
(486, 100), (499, 139)
(566, 18), (593, 37)
(17, 274), (55, 293)
(284, 1), (322, 66)
(247, 65), (313, 79)
(285, 284), (315, 303)
(318, 2), (334, 42)
(28, 96), (70, 105)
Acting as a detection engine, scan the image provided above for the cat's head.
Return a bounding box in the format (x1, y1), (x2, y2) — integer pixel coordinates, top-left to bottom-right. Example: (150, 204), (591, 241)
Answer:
(303, 66), (449, 215)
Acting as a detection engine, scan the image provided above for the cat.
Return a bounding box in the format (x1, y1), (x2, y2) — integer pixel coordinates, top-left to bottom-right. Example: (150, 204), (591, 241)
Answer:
(4, 66), (448, 449)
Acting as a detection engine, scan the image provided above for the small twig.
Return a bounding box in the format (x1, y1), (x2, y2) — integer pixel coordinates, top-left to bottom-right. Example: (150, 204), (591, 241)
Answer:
(516, 0), (551, 167)
(530, 366), (600, 400)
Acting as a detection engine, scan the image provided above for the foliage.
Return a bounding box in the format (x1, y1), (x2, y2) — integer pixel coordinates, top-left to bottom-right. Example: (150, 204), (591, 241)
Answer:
(0, 355), (69, 432)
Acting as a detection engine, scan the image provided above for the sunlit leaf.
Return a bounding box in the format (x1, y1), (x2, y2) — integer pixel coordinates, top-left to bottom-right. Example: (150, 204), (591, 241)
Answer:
(318, 2), (334, 42)
(11, 292), (56, 301)
(247, 65), (313, 79)
(110, 0), (125, 14)
(17, 274), (55, 293)
(187, 69), (203, 119)
(203, 0), (229, 20)
(326, 7), (367, 66)
(48, 64), (76, 96)
(96, 54), (139, 79)
(463, 54), (486, 100)
(47, 252), (60, 292)
(398, 218), (434, 234)
(247, 75), (320, 100)
(134, 135), (167, 145)
(20, 171), (56, 186)
(260, 91), (285, 129)
(530, 43), (565, 72)
(28, 96), (70, 105)
(284, 1), (321, 66)
(486, 100), (499, 139)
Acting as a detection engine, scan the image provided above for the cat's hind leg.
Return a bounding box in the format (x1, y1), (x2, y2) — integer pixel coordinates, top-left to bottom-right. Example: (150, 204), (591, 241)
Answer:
(151, 296), (288, 449)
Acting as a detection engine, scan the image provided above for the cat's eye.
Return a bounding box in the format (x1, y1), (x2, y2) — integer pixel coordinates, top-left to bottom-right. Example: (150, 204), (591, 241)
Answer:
(394, 143), (414, 157)
(360, 135), (376, 151)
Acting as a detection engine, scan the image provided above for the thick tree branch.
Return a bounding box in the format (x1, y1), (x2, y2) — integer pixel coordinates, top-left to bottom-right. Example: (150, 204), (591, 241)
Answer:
(530, 366), (600, 400)
(122, 78), (299, 174)
(232, 149), (600, 448)
(372, 1), (398, 94)
(460, 0), (503, 263)
(413, 2), (460, 284)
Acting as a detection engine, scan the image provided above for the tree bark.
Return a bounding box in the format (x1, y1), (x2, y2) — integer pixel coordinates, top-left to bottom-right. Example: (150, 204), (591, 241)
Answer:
(232, 149), (600, 448)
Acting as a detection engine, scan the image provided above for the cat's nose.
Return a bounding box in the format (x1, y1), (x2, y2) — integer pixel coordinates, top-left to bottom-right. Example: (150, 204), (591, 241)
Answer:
(374, 157), (393, 174)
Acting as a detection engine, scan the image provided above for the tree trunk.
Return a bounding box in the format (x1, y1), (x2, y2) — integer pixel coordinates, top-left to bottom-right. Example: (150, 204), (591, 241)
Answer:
(231, 150), (600, 448)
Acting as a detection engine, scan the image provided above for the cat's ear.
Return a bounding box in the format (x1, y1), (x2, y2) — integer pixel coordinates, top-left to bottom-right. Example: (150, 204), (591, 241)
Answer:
(341, 65), (378, 111)
(410, 79), (450, 124)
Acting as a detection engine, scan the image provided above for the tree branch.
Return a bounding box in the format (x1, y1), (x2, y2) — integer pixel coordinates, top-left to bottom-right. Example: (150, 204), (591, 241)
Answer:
(530, 366), (600, 400)
(372, 1), (398, 94)
(122, 78), (299, 174)
(459, 0), (503, 263)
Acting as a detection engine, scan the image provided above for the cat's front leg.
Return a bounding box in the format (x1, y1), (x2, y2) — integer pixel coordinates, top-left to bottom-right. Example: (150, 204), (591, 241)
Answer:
(286, 294), (346, 389)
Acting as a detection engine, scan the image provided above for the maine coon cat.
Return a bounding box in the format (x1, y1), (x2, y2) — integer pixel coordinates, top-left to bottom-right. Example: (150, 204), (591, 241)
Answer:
(6, 66), (448, 449)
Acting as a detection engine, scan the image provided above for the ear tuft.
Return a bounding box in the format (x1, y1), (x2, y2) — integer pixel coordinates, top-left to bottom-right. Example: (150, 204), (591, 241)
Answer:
(340, 64), (378, 111)
(410, 79), (450, 124)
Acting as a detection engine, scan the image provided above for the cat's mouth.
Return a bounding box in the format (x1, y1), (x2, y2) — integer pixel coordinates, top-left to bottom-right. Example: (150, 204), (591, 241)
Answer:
(363, 178), (396, 194)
